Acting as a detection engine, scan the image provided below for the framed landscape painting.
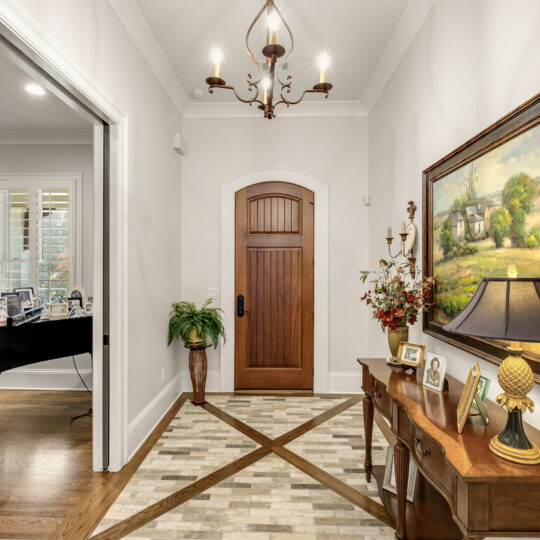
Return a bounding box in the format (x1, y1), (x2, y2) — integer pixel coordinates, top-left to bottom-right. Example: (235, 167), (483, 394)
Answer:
(423, 94), (540, 381)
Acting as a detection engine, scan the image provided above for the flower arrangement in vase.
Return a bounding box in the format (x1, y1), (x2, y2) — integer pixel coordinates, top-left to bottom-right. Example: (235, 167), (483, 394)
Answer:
(360, 259), (433, 362)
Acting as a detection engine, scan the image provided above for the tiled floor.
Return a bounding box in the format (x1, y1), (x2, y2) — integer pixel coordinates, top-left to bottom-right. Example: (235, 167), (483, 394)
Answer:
(92, 395), (392, 539)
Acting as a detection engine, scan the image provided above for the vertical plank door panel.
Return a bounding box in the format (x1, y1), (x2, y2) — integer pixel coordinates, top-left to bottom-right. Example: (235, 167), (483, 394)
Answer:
(235, 182), (314, 389)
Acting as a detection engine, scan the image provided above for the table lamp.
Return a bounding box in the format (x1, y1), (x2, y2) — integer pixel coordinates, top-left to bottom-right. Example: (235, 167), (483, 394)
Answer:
(443, 273), (540, 465)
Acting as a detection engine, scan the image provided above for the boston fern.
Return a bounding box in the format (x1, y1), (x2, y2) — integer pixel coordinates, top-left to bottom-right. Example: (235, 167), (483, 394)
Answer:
(168, 298), (225, 348)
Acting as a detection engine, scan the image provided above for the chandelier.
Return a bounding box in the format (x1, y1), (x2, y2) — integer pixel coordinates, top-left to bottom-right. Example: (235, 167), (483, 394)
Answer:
(205, 0), (333, 120)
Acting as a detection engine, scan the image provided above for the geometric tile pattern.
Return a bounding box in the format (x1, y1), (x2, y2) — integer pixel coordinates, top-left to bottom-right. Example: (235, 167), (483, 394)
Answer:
(92, 394), (393, 539)
(205, 395), (348, 439)
(287, 402), (388, 503)
(126, 453), (394, 539)
(94, 401), (260, 534)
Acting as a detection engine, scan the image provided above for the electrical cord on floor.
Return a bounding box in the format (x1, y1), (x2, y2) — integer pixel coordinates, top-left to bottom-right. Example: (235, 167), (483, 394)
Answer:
(72, 355), (92, 396)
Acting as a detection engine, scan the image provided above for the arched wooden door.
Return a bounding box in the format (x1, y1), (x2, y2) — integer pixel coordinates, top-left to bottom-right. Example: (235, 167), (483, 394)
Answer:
(235, 182), (314, 389)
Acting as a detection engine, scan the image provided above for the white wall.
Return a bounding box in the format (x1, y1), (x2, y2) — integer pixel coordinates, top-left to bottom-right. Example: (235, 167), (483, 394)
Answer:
(6, 0), (184, 455)
(0, 143), (94, 385)
(181, 115), (369, 386)
(368, 0), (540, 428)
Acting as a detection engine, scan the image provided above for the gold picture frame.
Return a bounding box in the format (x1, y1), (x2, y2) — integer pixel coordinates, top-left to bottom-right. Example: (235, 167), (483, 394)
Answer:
(456, 362), (481, 433)
(397, 342), (426, 368)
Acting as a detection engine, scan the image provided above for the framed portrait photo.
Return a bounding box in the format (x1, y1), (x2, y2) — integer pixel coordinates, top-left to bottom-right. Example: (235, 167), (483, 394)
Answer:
(67, 286), (87, 306)
(456, 362), (481, 433)
(398, 342), (426, 368)
(423, 353), (447, 392)
(14, 288), (34, 310)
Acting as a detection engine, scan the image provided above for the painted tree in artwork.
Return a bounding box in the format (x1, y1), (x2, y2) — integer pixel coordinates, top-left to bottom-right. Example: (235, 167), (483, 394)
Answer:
(490, 208), (512, 248)
(502, 173), (538, 247)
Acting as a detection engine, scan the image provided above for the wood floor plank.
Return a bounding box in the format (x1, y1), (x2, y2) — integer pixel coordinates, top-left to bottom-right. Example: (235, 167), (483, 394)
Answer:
(0, 389), (93, 540)
(91, 446), (272, 540)
(54, 393), (190, 539)
(200, 401), (274, 447)
(273, 395), (361, 446)
(273, 445), (395, 528)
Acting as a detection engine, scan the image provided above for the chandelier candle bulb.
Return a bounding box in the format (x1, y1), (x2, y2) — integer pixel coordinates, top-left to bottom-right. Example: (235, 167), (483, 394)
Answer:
(211, 48), (223, 78)
(318, 53), (329, 84)
(268, 11), (279, 45)
(387, 226), (392, 238)
(401, 221), (406, 234)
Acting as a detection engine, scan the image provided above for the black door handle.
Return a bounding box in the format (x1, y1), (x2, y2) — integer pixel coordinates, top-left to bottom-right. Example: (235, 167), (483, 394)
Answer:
(237, 294), (245, 317)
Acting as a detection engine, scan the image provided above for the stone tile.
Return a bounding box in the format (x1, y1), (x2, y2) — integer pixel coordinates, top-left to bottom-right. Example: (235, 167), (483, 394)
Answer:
(127, 454), (393, 539)
(92, 400), (260, 535)
(205, 396), (347, 439)
(285, 402), (389, 503)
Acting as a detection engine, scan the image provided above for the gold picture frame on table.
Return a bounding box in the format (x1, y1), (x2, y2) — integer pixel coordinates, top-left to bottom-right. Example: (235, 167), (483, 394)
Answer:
(397, 342), (426, 368)
(456, 362), (481, 433)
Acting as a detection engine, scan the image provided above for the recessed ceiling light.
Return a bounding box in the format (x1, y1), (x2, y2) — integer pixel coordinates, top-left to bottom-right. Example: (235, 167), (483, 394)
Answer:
(191, 89), (204, 99)
(25, 83), (45, 96)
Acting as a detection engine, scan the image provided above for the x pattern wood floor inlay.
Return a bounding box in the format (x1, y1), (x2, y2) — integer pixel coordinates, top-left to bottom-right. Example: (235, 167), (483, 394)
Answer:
(91, 394), (394, 540)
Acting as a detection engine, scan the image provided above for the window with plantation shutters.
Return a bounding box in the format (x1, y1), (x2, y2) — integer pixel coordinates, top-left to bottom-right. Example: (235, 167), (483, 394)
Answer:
(0, 175), (82, 304)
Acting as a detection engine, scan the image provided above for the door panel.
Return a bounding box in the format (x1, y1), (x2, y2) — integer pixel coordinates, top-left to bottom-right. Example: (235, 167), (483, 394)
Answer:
(235, 182), (314, 389)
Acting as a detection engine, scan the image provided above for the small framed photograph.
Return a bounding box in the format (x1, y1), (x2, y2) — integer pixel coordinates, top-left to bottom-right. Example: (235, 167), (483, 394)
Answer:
(84, 302), (93, 315)
(398, 342), (426, 368)
(67, 286), (87, 306)
(457, 362), (481, 433)
(0, 297), (7, 319)
(383, 446), (417, 502)
(423, 353), (447, 392)
(471, 376), (490, 411)
(49, 303), (69, 320)
(67, 297), (83, 310)
(4, 294), (22, 317)
(14, 288), (34, 310)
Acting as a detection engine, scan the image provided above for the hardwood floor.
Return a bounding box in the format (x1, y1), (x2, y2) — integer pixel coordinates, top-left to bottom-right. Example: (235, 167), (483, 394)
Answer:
(0, 389), (93, 539)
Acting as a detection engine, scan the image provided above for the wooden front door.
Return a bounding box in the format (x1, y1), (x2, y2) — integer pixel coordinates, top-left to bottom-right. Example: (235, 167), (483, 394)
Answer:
(235, 182), (314, 389)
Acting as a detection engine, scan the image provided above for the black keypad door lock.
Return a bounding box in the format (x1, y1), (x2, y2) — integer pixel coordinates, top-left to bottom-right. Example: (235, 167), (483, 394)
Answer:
(237, 294), (245, 317)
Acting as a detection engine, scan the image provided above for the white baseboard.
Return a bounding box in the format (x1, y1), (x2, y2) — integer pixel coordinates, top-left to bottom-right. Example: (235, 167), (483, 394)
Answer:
(328, 371), (364, 394)
(0, 368), (93, 391)
(127, 372), (183, 460)
(180, 370), (363, 395)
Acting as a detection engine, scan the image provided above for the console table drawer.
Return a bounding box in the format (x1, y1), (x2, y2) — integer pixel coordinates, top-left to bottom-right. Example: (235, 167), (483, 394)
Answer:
(412, 430), (454, 495)
(372, 379), (392, 419)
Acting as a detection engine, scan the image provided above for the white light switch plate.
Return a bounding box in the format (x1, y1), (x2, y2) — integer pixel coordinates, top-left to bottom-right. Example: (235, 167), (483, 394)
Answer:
(208, 288), (219, 299)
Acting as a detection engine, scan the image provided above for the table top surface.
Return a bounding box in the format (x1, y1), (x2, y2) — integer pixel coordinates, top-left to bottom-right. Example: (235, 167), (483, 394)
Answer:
(359, 357), (540, 480)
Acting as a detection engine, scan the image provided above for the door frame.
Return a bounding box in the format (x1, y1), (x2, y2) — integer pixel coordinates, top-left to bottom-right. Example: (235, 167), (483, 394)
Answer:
(0, 2), (129, 471)
(221, 168), (329, 393)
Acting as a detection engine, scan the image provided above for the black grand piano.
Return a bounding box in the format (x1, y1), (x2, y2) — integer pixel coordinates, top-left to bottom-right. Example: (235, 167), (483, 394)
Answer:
(0, 315), (92, 373)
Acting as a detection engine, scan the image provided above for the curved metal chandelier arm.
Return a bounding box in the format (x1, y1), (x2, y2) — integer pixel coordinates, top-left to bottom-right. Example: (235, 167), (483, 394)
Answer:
(272, 1), (294, 64)
(208, 84), (260, 105)
(275, 87), (330, 108)
(245, 2), (268, 68)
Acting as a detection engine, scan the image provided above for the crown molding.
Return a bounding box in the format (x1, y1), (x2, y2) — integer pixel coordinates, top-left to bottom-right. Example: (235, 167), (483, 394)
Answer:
(361, 0), (436, 113)
(107, 0), (189, 114)
(184, 100), (367, 119)
(0, 129), (93, 145)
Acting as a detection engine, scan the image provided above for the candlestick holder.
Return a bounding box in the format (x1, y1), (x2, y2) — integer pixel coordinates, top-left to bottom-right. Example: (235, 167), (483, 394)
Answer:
(384, 201), (418, 279)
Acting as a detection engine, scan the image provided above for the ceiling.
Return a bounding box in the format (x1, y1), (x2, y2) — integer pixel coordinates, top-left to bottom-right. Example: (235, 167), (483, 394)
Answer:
(0, 52), (92, 137)
(135, 0), (409, 103)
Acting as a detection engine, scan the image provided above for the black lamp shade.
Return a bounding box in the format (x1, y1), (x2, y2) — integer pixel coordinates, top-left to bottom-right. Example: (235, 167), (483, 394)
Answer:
(443, 278), (540, 342)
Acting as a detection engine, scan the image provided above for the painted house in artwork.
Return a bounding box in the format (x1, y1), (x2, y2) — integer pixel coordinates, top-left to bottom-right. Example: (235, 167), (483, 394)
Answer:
(465, 203), (490, 236)
(450, 212), (465, 239)
(450, 203), (490, 240)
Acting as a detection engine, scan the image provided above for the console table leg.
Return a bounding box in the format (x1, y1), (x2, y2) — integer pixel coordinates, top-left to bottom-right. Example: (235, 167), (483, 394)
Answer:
(363, 394), (374, 482)
(394, 442), (409, 540)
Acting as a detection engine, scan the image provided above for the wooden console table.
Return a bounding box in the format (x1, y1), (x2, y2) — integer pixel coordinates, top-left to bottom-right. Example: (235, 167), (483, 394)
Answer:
(359, 358), (540, 540)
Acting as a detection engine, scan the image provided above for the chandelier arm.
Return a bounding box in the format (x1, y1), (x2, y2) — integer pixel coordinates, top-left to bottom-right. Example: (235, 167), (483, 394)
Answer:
(208, 84), (260, 105)
(272, 1), (294, 64)
(275, 88), (329, 108)
(245, 1), (269, 68)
